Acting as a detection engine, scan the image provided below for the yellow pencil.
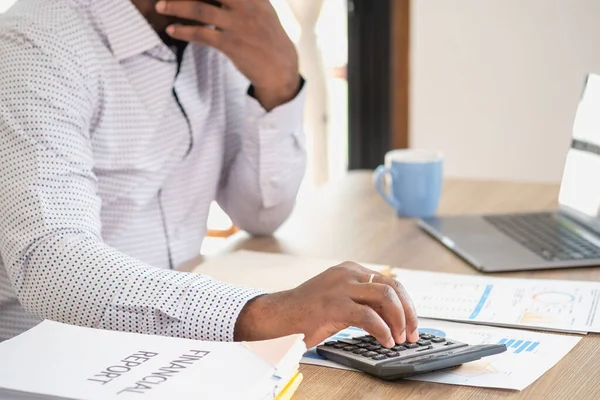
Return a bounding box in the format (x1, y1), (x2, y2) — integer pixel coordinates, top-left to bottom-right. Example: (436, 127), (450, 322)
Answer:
(275, 372), (304, 400)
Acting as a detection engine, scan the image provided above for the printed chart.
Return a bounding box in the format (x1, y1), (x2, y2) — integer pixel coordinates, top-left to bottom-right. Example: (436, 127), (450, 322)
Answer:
(408, 320), (582, 390)
(498, 338), (539, 354)
(393, 268), (600, 333)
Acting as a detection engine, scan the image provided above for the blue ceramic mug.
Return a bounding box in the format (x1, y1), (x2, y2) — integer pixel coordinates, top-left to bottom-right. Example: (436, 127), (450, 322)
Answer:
(374, 149), (444, 218)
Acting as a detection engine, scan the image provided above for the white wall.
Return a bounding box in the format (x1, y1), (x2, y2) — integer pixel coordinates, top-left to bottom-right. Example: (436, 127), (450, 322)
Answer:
(411, 0), (600, 182)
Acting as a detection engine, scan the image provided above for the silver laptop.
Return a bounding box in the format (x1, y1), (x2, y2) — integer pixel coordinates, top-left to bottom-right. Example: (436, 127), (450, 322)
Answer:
(419, 73), (600, 272)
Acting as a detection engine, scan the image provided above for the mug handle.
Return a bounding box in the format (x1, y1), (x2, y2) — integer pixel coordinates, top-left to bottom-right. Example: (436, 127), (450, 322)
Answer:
(374, 165), (401, 211)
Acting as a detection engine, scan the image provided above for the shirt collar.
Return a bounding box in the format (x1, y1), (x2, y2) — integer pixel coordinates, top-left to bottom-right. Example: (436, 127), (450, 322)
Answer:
(91, 0), (168, 62)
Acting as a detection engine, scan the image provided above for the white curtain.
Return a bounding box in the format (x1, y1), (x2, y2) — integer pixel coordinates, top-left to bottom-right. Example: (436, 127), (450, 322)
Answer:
(286, 0), (330, 188)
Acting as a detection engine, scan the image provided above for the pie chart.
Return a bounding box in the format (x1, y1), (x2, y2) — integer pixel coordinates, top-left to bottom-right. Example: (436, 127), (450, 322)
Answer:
(532, 291), (575, 304)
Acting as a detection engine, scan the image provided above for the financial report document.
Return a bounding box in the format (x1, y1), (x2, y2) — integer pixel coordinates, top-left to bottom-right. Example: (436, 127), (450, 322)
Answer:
(393, 268), (600, 333)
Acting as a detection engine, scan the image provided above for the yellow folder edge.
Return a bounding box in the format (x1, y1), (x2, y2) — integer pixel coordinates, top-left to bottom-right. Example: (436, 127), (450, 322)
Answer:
(275, 372), (304, 400)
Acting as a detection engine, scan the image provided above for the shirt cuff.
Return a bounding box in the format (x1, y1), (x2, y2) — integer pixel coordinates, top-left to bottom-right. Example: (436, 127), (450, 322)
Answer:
(245, 78), (306, 148)
(244, 79), (307, 209)
(183, 281), (266, 342)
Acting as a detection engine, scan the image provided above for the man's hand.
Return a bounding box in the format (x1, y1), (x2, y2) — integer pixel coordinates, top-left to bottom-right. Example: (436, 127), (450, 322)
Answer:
(234, 262), (419, 348)
(156, 0), (301, 111)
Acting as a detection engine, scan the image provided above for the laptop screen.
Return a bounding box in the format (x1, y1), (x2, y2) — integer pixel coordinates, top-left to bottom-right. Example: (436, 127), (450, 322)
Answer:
(559, 73), (600, 229)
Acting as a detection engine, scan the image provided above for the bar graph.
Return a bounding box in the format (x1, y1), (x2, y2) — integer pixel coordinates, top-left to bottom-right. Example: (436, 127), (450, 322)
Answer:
(498, 338), (540, 354)
(519, 311), (562, 325)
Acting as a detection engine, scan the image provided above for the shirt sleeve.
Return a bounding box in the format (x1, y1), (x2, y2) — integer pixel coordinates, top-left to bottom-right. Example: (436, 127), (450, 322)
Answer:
(217, 58), (307, 236)
(0, 23), (263, 342)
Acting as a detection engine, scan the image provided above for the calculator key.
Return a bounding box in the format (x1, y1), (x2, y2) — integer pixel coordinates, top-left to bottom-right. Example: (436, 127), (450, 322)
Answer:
(367, 345), (381, 351)
(392, 345), (407, 352)
(333, 343), (347, 349)
(431, 337), (446, 343)
(386, 352), (400, 358)
(353, 348), (368, 354)
(372, 354), (387, 361)
(416, 345), (433, 352)
(416, 339), (432, 346)
(339, 339), (362, 346)
(358, 335), (376, 343)
(419, 333), (435, 340)
(405, 343), (419, 349)
(356, 343), (370, 348)
(363, 351), (378, 357)
(342, 346), (357, 351)
(377, 348), (391, 354)
(324, 341), (337, 346)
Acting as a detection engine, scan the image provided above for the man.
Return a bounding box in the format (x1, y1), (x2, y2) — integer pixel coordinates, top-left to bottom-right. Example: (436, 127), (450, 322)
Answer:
(0, 0), (418, 348)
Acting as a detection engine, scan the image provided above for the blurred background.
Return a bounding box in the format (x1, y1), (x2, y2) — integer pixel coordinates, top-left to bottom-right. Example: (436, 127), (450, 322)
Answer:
(3, 0), (600, 253)
(0, 0), (13, 12)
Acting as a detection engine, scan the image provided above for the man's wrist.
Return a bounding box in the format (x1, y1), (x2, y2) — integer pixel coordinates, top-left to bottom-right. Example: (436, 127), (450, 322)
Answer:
(249, 75), (303, 112)
(234, 294), (267, 341)
(233, 291), (294, 342)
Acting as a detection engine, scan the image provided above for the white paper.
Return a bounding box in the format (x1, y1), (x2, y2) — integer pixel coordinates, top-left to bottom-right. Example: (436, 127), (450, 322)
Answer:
(407, 320), (581, 390)
(303, 319), (581, 391)
(0, 320), (304, 400)
(393, 268), (600, 333)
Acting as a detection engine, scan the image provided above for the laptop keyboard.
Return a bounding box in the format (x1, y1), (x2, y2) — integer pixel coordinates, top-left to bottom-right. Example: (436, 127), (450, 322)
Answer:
(484, 213), (600, 261)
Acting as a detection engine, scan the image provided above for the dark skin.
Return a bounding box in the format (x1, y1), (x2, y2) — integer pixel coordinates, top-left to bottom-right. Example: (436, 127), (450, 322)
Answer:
(235, 263), (420, 349)
(132, 0), (300, 111)
(131, 0), (174, 42)
(131, 0), (420, 347)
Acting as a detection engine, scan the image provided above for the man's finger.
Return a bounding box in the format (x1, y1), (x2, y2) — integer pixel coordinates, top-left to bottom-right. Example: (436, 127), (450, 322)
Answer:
(346, 304), (394, 348)
(348, 283), (407, 344)
(156, 1), (231, 30)
(166, 25), (222, 48)
(205, 0), (239, 9)
(375, 275), (419, 342)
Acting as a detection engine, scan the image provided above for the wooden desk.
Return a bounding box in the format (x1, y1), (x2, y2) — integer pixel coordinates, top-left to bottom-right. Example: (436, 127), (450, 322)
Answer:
(207, 171), (600, 399)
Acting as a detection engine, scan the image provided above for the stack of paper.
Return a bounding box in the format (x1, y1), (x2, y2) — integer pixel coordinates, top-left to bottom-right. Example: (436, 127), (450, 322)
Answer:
(0, 320), (306, 400)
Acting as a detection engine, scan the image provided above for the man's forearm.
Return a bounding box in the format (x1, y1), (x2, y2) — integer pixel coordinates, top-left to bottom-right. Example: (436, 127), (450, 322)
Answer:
(6, 232), (262, 342)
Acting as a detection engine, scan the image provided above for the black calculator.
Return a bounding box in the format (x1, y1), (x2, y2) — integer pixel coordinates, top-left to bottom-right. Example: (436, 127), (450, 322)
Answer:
(316, 332), (507, 380)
